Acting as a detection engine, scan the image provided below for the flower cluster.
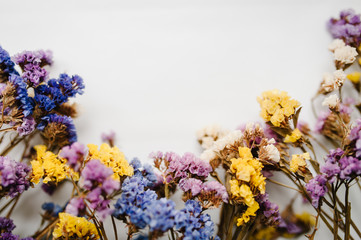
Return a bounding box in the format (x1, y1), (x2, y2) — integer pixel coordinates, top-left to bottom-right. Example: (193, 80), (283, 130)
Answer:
(328, 9), (361, 47)
(0, 217), (33, 240)
(257, 89), (300, 127)
(229, 147), (266, 225)
(0, 156), (31, 198)
(30, 145), (68, 184)
(53, 213), (99, 239)
(0, 46), (84, 149)
(67, 159), (120, 221)
(87, 143), (134, 180)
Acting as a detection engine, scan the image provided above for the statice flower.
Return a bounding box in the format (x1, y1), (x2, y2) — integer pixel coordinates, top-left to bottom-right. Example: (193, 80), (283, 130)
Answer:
(131, 158), (157, 186)
(59, 142), (86, 171)
(166, 152), (212, 180)
(179, 178), (203, 196)
(0, 217), (34, 240)
(0, 156), (31, 198)
(305, 174), (328, 208)
(0, 45), (18, 81)
(37, 113), (77, 146)
(13, 50), (53, 86)
(256, 193), (281, 226)
(17, 116), (36, 136)
(348, 119), (361, 157)
(8, 74), (34, 117)
(175, 200), (218, 240)
(72, 159), (119, 221)
(42, 202), (63, 217)
(328, 9), (361, 47)
(338, 156), (361, 180)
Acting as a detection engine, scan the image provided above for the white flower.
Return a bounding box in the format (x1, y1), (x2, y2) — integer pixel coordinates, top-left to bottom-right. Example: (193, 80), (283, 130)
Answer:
(201, 136), (214, 149)
(322, 94), (340, 109)
(321, 72), (335, 92)
(333, 69), (346, 87)
(328, 39), (345, 52)
(334, 45), (358, 64)
(200, 149), (216, 162)
(267, 138), (276, 144)
(244, 122), (262, 134)
(263, 144), (280, 162)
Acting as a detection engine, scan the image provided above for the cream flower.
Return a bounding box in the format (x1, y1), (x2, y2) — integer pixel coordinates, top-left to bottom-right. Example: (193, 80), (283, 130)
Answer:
(333, 69), (346, 87)
(322, 94), (340, 109)
(328, 39), (345, 52)
(334, 45), (358, 64)
(263, 144), (280, 162)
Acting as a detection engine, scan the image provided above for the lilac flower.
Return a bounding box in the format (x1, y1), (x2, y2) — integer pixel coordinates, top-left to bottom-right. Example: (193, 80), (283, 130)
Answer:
(13, 50), (52, 86)
(328, 9), (361, 47)
(305, 174), (328, 208)
(179, 178), (203, 196)
(0, 217), (34, 240)
(65, 197), (86, 216)
(101, 130), (115, 144)
(339, 156), (361, 180)
(202, 181), (229, 203)
(314, 111), (330, 133)
(256, 193), (281, 225)
(164, 152), (212, 180)
(0, 156), (31, 198)
(17, 117), (36, 136)
(59, 142), (86, 171)
(0, 217), (15, 232)
(320, 161), (340, 183)
(0, 46), (19, 80)
(80, 159), (113, 190)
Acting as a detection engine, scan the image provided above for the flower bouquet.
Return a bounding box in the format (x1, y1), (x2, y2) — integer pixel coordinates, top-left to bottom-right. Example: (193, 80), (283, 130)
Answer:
(1, 8), (361, 240)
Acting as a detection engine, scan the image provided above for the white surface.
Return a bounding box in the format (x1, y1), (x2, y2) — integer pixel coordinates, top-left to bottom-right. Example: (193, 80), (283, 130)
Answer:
(1, 0), (361, 239)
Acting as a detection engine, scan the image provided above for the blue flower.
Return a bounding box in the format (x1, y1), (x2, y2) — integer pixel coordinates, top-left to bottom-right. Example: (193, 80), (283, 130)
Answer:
(0, 46), (19, 79)
(37, 114), (77, 144)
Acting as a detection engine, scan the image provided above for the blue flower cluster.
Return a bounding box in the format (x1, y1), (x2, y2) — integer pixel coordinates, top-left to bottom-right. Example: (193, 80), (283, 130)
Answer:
(0, 46), (19, 79)
(35, 73), (84, 112)
(42, 202), (63, 217)
(0, 45), (84, 146)
(175, 200), (219, 240)
(8, 74), (34, 117)
(37, 114), (77, 143)
(114, 160), (219, 239)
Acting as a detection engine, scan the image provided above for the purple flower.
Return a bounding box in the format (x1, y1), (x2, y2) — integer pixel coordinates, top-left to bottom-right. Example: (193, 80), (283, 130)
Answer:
(101, 130), (116, 143)
(339, 156), (361, 180)
(256, 193), (281, 225)
(305, 175), (328, 208)
(17, 117), (36, 136)
(65, 197), (86, 216)
(179, 178), (203, 196)
(320, 161), (340, 183)
(314, 111), (330, 133)
(202, 181), (228, 203)
(0, 217), (15, 232)
(13, 50), (52, 86)
(328, 9), (361, 47)
(59, 142), (86, 171)
(0, 156), (31, 198)
(80, 159), (113, 190)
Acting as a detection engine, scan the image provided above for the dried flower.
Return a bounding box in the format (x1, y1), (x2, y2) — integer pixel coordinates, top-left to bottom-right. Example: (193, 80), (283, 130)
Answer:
(53, 213), (99, 239)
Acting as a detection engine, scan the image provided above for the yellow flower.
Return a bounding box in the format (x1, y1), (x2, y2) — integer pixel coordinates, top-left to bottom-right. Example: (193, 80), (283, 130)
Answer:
(347, 72), (361, 84)
(87, 143), (133, 180)
(295, 211), (316, 226)
(290, 152), (310, 172)
(258, 90), (300, 127)
(236, 200), (260, 226)
(284, 128), (302, 143)
(250, 227), (277, 240)
(30, 145), (67, 184)
(53, 213), (99, 239)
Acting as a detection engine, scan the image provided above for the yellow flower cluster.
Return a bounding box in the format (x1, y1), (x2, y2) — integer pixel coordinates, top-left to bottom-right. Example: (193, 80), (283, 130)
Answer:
(290, 152), (310, 172)
(284, 128), (302, 143)
(53, 213), (99, 239)
(229, 147), (266, 226)
(87, 143), (133, 180)
(250, 227), (277, 240)
(30, 145), (68, 184)
(258, 90), (300, 127)
(347, 72), (361, 84)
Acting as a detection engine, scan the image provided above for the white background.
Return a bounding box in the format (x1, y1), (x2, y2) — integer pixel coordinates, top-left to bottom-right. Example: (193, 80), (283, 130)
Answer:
(1, 0), (361, 239)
